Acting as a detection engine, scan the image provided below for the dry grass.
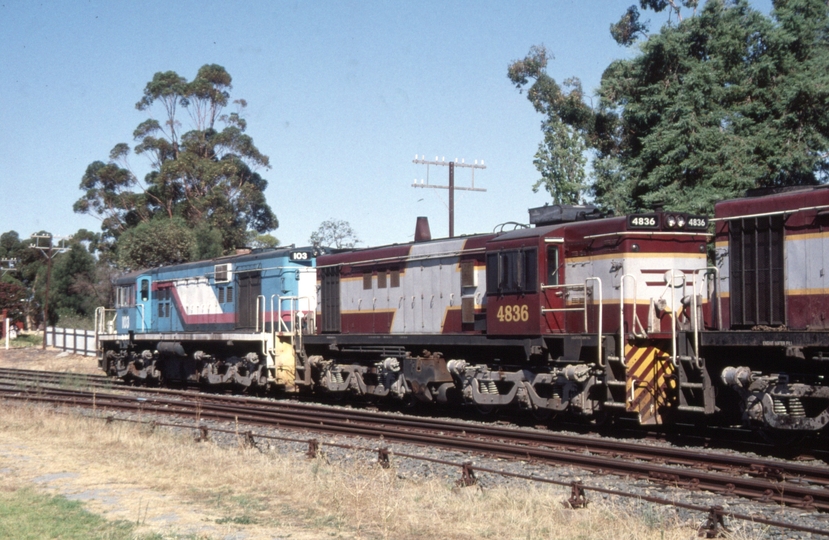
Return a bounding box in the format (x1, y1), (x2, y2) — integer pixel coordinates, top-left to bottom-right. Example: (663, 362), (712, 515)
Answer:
(0, 402), (754, 540)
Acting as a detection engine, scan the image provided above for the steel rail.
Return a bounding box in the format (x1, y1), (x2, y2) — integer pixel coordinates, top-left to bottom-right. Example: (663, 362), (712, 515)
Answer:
(1, 368), (827, 489)
(2, 384), (828, 516)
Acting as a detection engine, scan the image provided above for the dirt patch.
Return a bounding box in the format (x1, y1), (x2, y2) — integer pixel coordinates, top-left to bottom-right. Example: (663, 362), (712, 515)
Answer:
(0, 346), (100, 375)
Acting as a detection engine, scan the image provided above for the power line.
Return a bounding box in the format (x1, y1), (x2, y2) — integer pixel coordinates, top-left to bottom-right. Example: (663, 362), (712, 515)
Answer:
(412, 155), (487, 238)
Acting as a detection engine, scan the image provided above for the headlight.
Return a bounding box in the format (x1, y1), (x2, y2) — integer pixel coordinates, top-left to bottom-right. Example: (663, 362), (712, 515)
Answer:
(676, 215), (686, 228)
(666, 215), (677, 228)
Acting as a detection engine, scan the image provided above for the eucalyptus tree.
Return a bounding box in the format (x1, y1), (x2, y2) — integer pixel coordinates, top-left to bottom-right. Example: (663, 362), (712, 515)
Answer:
(75, 64), (278, 268)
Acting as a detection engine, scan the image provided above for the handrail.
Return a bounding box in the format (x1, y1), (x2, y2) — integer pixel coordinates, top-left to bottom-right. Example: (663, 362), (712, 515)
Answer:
(94, 306), (117, 352)
(255, 295), (267, 334)
(585, 277), (603, 366)
(691, 267), (721, 368)
(617, 275), (640, 367)
(272, 295), (313, 334)
(272, 295), (313, 352)
(540, 282), (588, 313)
(664, 270), (685, 367)
(135, 304), (146, 333)
(619, 273), (647, 341)
(542, 279), (603, 366)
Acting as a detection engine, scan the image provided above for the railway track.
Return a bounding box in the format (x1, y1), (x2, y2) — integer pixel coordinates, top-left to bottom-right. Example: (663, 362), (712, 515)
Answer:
(2, 368), (829, 528)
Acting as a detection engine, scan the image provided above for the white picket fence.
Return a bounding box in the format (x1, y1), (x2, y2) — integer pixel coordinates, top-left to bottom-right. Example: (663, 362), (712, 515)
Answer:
(45, 327), (97, 356)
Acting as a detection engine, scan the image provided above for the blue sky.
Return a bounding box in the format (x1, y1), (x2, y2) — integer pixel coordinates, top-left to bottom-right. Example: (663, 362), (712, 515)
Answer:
(0, 0), (772, 249)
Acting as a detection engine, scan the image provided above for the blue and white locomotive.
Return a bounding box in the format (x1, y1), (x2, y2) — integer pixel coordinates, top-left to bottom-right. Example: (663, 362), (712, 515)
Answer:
(96, 246), (319, 390)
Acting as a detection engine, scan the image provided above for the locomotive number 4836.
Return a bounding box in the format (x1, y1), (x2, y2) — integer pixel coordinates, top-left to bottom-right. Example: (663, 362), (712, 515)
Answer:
(496, 304), (529, 322)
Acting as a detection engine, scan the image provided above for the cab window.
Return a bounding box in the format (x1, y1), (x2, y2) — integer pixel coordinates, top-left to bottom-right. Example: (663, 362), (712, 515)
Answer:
(546, 246), (560, 286)
(486, 248), (537, 295)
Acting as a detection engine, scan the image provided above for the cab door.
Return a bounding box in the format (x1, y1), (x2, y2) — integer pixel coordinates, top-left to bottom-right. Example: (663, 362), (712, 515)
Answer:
(485, 248), (540, 335)
(236, 271), (262, 329)
(540, 242), (566, 333)
(136, 277), (152, 332)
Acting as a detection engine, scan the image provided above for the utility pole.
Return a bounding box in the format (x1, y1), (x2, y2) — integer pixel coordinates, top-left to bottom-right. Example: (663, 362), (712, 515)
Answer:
(412, 155), (486, 238)
(31, 234), (71, 350)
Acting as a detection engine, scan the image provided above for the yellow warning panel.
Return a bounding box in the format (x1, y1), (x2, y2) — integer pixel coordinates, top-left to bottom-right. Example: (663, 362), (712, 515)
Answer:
(272, 338), (297, 388)
(624, 342), (676, 425)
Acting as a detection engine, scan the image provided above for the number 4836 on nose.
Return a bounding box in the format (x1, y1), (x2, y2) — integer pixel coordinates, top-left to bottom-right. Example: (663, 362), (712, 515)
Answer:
(496, 304), (529, 322)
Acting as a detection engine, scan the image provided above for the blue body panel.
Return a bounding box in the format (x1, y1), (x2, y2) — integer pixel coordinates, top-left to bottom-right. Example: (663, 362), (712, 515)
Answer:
(113, 247), (317, 335)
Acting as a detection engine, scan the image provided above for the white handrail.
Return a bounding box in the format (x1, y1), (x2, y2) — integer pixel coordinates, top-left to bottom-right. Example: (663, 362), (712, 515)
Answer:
(540, 283), (589, 313)
(136, 304), (146, 332)
(255, 295), (267, 333)
(667, 270), (684, 367)
(585, 277), (603, 366)
(541, 279), (604, 365)
(272, 295), (312, 334)
(691, 266), (721, 366)
(272, 295), (313, 352)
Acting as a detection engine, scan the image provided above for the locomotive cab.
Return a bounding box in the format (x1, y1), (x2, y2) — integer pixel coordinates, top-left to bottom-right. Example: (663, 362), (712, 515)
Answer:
(485, 205), (711, 341)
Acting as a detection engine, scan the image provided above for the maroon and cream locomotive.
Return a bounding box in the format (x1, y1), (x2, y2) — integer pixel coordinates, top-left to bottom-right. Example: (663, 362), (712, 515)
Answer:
(301, 204), (715, 427)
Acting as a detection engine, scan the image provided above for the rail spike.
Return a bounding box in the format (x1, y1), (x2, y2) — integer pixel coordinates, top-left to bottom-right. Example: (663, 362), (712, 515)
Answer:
(307, 439), (319, 459)
(564, 482), (588, 509)
(456, 462), (477, 487)
(697, 505), (729, 538)
(378, 447), (391, 469)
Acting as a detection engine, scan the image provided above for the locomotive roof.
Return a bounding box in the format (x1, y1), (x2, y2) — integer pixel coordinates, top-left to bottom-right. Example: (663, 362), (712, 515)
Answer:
(316, 232), (495, 267)
(114, 246), (315, 284)
(489, 214), (630, 242)
(715, 184), (829, 220)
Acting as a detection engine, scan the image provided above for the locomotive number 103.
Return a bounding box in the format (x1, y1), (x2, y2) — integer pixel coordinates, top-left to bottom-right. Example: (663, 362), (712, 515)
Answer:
(496, 304), (530, 322)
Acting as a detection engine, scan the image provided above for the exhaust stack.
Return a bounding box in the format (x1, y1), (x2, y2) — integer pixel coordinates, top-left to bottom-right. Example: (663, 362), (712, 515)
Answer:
(415, 216), (431, 242)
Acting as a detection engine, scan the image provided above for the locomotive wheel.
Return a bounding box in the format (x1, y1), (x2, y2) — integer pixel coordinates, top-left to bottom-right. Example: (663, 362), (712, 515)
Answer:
(531, 407), (555, 421)
(758, 427), (805, 447)
(473, 403), (497, 416)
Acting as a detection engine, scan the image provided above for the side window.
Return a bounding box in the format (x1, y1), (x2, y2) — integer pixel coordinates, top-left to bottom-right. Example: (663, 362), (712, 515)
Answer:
(156, 288), (171, 317)
(523, 249), (537, 292)
(546, 246), (559, 286)
(218, 287), (225, 304)
(116, 285), (136, 307)
(226, 286), (233, 303)
(486, 249), (538, 295)
(486, 253), (499, 293)
(140, 279), (150, 302)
